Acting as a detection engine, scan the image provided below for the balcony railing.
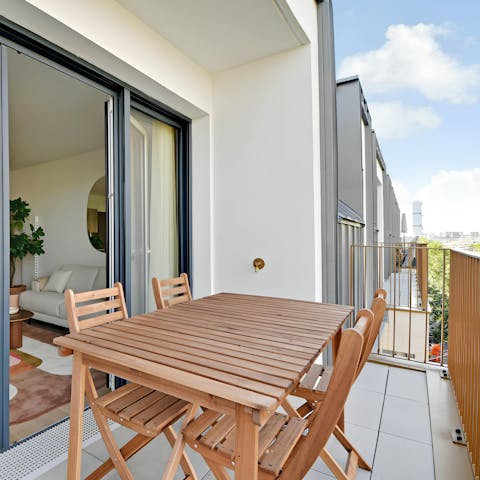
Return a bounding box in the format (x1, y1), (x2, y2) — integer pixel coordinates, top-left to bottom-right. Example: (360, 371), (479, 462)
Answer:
(349, 244), (479, 477)
(449, 249), (480, 479)
(349, 243), (449, 365)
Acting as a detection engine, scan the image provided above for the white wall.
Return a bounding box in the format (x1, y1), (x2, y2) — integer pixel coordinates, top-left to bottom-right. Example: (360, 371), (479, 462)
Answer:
(212, 45), (321, 301)
(10, 149), (106, 285)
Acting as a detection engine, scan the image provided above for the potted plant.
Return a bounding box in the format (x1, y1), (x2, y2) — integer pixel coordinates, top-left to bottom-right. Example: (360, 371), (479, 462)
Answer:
(10, 197), (45, 313)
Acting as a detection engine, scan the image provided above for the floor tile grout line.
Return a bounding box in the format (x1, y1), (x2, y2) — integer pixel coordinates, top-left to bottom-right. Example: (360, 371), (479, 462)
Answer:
(377, 429), (432, 446)
(367, 366), (390, 479)
(383, 391), (429, 405)
(424, 370), (437, 480)
(378, 429), (433, 447)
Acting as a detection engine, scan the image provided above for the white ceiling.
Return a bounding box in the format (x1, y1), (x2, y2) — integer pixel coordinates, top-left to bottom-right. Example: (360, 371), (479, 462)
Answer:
(116, 0), (306, 72)
(8, 49), (108, 170)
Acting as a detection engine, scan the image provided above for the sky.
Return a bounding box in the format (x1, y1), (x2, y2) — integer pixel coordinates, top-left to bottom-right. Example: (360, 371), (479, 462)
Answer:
(332, 0), (480, 235)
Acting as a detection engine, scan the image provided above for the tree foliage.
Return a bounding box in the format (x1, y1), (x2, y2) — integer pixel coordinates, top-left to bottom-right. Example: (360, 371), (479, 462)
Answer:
(417, 238), (449, 346)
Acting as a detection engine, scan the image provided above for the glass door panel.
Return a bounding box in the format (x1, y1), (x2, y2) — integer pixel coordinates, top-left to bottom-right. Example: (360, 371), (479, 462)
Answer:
(130, 109), (179, 315)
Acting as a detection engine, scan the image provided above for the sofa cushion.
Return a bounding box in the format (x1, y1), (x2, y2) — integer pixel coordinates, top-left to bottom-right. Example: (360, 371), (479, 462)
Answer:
(20, 290), (65, 318)
(60, 264), (100, 293)
(43, 270), (72, 293)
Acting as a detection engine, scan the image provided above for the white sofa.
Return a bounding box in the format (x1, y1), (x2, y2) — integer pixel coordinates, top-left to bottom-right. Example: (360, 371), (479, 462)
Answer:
(19, 264), (106, 328)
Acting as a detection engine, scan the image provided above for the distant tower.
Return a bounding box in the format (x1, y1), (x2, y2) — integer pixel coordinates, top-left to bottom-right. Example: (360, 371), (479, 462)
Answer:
(412, 201), (423, 236)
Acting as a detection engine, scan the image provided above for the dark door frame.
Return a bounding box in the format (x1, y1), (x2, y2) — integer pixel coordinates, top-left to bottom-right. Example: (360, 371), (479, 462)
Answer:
(0, 18), (191, 451)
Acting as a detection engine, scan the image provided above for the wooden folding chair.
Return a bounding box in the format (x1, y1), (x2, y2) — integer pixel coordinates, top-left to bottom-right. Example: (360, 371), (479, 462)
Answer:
(152, 273), (192, 309)
(292, 289), (386, 407)
(283, 289), (387, 478)
(182, 315), (371, 480)
(64, 282), (198, 480)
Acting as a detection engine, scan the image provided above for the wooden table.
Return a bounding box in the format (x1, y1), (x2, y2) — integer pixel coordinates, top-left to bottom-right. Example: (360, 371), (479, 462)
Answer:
(54, 293), (353, 480)
(10, 309), (34, 349)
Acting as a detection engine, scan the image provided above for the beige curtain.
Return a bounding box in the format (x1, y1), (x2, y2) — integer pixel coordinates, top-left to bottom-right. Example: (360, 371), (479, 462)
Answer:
(147, 119), (179, 311)
(130, 110), (179, 314)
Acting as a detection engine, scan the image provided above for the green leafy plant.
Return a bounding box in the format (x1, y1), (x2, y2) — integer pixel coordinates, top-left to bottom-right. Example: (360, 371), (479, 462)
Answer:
(10, 197), (45, 287)
(89, 232), (105, 251)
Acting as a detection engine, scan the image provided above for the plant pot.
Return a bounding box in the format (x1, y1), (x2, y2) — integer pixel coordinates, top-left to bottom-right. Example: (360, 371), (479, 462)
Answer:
(9, 285), (26, 314)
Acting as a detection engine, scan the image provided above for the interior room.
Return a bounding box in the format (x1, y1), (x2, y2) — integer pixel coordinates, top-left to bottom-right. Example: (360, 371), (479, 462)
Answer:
(7, 48), (110, 443)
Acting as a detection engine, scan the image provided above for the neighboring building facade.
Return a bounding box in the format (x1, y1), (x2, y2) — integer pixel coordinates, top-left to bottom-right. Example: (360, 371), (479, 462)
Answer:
(336, 76), (401, 308)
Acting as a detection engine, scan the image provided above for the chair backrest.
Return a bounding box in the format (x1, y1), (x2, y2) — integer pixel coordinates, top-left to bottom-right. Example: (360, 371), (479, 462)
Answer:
(354, 308), (375, 379)
(356, 288), (387, 374)
(152, 273), (192, 309)
(279, 315), (371, 479)
(64, 282), (128, 334)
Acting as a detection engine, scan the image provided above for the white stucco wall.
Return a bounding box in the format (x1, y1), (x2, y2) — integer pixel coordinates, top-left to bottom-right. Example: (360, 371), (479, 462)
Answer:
(212, 45), (321, 301)
(10, 149), (106, 285)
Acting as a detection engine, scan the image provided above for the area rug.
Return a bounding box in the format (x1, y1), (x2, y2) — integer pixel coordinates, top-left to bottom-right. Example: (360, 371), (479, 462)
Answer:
(9, 350), (42, 377)
(9, 323), (107, 425)
(9, 368), (73, 424)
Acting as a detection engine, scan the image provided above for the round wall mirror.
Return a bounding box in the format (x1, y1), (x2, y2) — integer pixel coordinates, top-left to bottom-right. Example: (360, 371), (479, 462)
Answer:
(87, 176), (107, 252)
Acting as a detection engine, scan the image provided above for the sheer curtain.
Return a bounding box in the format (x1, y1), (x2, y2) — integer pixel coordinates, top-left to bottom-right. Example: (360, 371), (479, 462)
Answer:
(148, 119), (178, 311)
(130, 110), (179, 314)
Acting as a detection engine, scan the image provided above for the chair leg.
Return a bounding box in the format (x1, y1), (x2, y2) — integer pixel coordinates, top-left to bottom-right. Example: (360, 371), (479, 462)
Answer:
(205, 459), (231, 480)
(85, 434), (153, 480)
(337, 411), (345, 432)
(161, 403), (199, 480)
(164, 426), (198, 480)
(319, 449), (349, 480)
(333, 425), (371, 471)
(84, 372), (133, 480)
(297, 400), (315, 418)
(282, 399), (301, 418)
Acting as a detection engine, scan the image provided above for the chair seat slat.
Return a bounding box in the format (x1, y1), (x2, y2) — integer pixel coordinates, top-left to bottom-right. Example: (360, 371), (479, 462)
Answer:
(202, 414), (236, 449)
(119, 391), (166, 420)
(300, 364), (324, 390)
(259, 417), (307, 475)
(145, 399), (189, 431)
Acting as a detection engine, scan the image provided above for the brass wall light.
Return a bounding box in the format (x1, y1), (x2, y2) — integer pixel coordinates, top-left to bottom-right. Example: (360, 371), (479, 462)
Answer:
(253, 258), (265, 272)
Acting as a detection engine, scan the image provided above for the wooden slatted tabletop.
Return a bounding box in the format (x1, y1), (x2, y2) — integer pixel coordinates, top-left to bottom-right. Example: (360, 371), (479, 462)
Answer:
(55, 293), (352, 412)
(54, 292), (353, 479)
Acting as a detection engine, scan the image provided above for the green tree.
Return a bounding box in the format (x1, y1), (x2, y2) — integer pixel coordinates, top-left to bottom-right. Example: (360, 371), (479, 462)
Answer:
(417, 238), (449, 347)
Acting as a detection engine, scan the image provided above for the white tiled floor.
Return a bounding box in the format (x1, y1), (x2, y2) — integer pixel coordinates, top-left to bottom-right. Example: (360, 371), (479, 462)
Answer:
(35, 362), (435, 480)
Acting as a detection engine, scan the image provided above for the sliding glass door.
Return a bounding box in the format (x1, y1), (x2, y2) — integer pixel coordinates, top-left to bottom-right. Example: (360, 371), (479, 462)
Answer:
(130, 108), (180, 315)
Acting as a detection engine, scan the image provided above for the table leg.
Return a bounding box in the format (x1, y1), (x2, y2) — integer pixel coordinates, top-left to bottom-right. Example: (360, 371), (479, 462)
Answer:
(67, 352), (86, 480)
(332, 329), (345, 432)
(10, 322), (22, 349)
(235, 405), (259, 480)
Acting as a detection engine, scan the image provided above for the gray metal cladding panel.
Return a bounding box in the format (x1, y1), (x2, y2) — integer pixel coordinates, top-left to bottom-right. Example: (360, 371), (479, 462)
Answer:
(337, 82), (363, 215)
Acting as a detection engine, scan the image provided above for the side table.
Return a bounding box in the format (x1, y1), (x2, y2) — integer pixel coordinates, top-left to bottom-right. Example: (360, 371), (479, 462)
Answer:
(10, 309), (34, 349)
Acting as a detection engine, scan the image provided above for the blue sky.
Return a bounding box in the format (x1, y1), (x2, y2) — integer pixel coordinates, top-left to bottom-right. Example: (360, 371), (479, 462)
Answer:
(332, 0), (480, 234)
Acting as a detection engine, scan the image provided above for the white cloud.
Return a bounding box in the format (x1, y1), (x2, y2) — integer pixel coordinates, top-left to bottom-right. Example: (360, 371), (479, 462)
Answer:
(370, 101), (441, 140)
(418, 169), (480, 233)
(339, 23), (480, 104)
(393, 169), (480, 234)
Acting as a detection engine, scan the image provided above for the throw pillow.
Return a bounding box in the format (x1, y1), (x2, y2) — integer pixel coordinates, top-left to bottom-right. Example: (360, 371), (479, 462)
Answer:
(43, 270), (73, 293)
(37, 276), (49, 291)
